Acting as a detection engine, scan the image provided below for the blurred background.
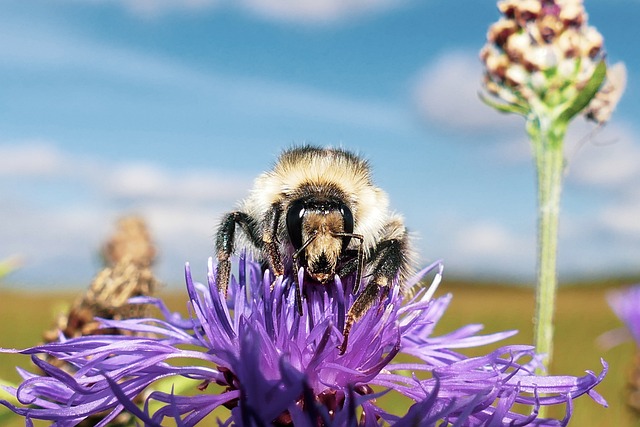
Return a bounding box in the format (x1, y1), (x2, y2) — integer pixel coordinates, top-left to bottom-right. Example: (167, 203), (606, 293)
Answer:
(0, 0), (637, 289)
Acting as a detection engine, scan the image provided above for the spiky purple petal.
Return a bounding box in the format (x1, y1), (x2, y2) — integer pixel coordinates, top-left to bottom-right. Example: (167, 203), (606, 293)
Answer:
(1, 257), (606, 426)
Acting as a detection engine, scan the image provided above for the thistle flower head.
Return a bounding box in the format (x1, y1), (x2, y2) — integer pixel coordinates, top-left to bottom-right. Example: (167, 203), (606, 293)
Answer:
(1, 256), (607, 426)
(480, 0), (622, 124)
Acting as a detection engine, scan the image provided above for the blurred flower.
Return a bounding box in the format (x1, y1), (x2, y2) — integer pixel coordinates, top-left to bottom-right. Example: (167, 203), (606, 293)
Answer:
(43, 216), (158, 343)
(606, 285), (640, 415)
(480, 0), (623, 125)
(2, 257), (607, 426)
(101, 216), (157, 269)
(607, 285), (640, 346)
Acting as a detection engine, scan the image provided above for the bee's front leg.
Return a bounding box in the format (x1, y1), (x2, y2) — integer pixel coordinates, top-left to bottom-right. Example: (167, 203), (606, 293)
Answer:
(339, 277), (383, 355)
(263, 203), (304, 313)
(215, 211), (261, 296)
(339, 223), (410, 354)
(262, 203), (285, 281)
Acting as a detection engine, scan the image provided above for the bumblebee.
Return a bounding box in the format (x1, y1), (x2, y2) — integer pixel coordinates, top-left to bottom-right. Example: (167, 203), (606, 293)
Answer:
(215, 145), (413, 353)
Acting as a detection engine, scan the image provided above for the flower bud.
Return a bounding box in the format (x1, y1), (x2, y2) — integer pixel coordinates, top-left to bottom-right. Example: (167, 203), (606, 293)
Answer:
(481, 0), (620, 124)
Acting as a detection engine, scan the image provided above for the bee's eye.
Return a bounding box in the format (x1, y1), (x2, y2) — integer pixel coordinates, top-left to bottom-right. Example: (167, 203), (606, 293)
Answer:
(340, 203), (353, 234)
(286, 200), (306, 249)
(340, 203), (354, 251)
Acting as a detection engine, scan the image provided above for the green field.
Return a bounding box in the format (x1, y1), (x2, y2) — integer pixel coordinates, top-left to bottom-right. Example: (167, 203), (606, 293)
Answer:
(1, 282), (638, 426)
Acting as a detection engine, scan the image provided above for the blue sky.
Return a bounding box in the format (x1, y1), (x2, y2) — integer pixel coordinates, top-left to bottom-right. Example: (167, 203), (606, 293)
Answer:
(1, 0), (638, 288)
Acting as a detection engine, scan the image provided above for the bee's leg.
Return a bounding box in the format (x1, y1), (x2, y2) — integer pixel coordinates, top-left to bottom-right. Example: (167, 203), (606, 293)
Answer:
(339, 278), (381, 354)
(262, 203), (285, 286)
(262, 203), (302, 313)
(339, 220), (409, 354)
(215, 211), (262, 296)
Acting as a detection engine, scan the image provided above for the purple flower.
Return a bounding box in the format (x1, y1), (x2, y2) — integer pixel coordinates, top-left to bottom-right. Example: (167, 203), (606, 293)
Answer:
(2, 256), (607, 426)
(605, 285), (640, 347)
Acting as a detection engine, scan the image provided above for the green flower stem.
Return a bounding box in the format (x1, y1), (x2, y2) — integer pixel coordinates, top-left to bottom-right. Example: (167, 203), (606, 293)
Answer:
(527, 114), (567, 375)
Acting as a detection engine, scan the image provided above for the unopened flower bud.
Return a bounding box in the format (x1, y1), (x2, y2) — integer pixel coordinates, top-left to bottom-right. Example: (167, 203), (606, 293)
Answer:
(481, 0), (620, 124)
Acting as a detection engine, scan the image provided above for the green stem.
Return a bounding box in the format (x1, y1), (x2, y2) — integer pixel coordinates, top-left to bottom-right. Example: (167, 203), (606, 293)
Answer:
(527, 115), (567, 375)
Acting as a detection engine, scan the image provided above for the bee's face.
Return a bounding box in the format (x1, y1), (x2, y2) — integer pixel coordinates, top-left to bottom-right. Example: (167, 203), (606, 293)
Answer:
(286, 199), (354, 283)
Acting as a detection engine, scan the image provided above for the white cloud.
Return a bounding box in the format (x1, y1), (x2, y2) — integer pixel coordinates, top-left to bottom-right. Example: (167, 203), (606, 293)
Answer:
(118, 0), (219, 18)
(599, 201), (640, 237)
(0, 141), (68, 177)
(566, 120), (640, 188)
(563, 120), (640, 242)
(80, 0), (402, 22)
(424, 216), (535, 279)
(452, 222), (532, 262)
(0, 141), (252, 286)
(574, 126), (640, 274)
(413, 51), (523, 134)
(104, 163), (251, 203)
(0, 200), (110, 284)
(237, 0), (402, 23)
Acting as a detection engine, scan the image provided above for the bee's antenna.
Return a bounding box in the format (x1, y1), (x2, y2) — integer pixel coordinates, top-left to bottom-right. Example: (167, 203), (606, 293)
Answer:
(292, 230), (319, 260)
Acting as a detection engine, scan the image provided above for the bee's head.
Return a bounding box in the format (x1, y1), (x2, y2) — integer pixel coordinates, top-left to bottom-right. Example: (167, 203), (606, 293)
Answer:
(286, 198), (354, 283)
